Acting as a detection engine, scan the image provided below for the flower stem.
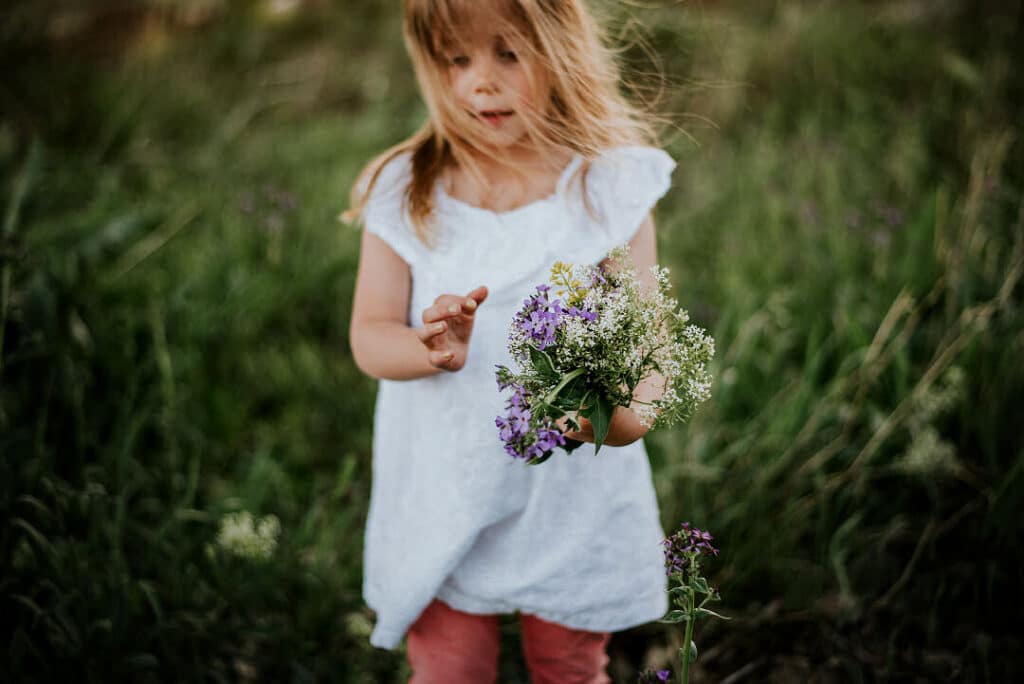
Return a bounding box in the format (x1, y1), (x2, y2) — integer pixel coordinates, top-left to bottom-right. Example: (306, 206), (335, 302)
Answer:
(543, 367), (586, 404)
(681, 590), (695, 684)
(679, 593), (696, 679)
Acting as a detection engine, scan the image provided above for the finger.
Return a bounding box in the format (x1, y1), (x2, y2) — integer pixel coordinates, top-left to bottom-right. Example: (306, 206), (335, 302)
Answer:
(560, 418), (588, 441)
(422, 295), (469, 324)
(427, 349), (455, 369)
(416, 320), (447, 344)
(443, 292), (482, 316)
(557, 414), (589, 438)
(555, 416), (578, 437)
(466, 285), (489, 306)
(459, 297), (479, 315)
(454, 286), (488, 316)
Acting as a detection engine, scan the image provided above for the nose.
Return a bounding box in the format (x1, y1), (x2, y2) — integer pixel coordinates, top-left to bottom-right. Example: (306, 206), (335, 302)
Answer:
(470, 56), (500, 95)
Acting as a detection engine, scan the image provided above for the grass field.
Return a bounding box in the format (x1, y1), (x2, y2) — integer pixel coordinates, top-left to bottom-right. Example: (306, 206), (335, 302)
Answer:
(2, 1), (1022, 681)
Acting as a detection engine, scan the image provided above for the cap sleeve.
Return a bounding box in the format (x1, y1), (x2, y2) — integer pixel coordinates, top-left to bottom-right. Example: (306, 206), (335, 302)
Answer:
(356, 151), (420, 266)
(584, 145), (677, 248)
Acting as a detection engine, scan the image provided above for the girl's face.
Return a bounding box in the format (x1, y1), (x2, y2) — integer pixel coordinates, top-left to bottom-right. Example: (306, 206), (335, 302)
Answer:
(442, 26), (545, 150)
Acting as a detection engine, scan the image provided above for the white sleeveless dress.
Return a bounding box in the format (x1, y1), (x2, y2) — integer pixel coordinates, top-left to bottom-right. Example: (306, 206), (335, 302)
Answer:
(357, 145), (677, 649)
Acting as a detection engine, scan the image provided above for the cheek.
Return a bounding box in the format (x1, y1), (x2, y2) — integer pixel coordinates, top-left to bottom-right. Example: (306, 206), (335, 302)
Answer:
(447, 73), (471, 103)
(512, 75), (537, 107)
(521, 90), (545, 116)
(515, 70), (546, 110)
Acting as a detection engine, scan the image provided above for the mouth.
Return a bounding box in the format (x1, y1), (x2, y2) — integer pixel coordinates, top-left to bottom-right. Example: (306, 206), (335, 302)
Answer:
(476, 110), (514, 123)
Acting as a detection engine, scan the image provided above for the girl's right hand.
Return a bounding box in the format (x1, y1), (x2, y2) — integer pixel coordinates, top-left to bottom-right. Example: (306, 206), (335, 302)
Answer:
(417, 285), (489, 371)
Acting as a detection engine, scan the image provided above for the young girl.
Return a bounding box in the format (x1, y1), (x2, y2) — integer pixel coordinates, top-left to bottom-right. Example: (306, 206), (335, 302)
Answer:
(345, 1), (677, 681)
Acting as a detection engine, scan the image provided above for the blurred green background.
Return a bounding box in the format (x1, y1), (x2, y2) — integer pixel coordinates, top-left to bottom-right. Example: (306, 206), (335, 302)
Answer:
(2, 0), (1021, 681)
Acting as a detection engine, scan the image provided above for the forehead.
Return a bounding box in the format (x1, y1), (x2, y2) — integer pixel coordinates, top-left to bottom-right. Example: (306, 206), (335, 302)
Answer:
(424, 1), (530, 52)
(441, 30), (515, 52)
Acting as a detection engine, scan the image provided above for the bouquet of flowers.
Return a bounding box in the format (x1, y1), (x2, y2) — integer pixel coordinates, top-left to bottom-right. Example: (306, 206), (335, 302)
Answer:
(494, 245), (714, 465)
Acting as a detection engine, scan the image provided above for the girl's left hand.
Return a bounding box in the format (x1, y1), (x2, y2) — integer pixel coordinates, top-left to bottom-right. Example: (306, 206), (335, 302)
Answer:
(555, 406), (648, 447)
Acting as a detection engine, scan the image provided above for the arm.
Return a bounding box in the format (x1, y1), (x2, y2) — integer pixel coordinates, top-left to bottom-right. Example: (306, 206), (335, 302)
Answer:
(561, 212), (666, 446)
(349, 230), (444, 381)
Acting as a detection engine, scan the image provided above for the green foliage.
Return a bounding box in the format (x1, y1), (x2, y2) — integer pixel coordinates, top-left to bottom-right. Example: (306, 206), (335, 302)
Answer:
(581, 393), (614, 454)
(2, 0), (1022, 681)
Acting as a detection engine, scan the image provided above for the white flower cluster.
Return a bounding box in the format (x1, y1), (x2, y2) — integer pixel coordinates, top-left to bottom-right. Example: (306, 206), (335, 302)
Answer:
(211, 510), (281, 562)
(597, 247), (714, 429)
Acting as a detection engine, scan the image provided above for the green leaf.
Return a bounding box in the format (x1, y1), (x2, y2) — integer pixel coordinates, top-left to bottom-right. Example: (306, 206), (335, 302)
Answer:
(696, 607), (731, 620)
(534, 399), (562, 420)
(657, 610), (689, 624)
(576, 389), (593, 414)
(558, 375), (586, 406)
(679, 641), (698, 663)
(543, 367), (585, 404)
(586, 395), (614, 454)
(693, 577), (710, 594)
(529, 346), (557, 380)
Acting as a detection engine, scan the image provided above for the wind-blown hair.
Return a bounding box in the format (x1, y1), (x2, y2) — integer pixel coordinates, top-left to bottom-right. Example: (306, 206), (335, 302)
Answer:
(342, 0), (663, 248)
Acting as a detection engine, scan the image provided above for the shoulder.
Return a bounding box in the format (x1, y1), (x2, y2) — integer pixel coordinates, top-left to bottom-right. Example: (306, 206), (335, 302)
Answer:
(562, 145), (676, 255)
(356, 149), (415, 211)
(579, 145), (677, 216)
(354, 149), (422, 265)
(586, 145), (677, 190)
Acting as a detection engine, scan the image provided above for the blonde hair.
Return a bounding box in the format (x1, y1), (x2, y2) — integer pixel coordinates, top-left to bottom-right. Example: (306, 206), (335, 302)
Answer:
(341, 0), (664, 248)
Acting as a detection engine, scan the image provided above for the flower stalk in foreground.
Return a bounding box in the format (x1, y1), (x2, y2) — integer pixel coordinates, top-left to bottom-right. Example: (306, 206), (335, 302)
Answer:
(660, 522), (729, 684)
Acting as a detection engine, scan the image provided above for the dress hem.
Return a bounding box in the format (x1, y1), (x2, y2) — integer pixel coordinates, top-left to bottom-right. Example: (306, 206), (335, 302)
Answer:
(434, 582), (669, 634)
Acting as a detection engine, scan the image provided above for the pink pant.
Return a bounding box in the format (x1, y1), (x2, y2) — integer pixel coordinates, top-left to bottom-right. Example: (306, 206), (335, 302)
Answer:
(407, 599), (612, 684)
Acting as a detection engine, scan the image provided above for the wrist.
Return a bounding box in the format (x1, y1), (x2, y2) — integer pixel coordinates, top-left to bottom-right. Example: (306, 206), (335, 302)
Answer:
(611, 405), (649, 445)
(563, 405), (648, 447)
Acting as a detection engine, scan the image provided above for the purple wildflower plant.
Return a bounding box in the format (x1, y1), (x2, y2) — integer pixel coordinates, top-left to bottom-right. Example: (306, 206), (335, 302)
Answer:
(659, 522), (728, 684)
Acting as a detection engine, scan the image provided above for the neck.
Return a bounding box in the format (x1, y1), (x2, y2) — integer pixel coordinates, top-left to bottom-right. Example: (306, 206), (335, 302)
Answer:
(442, 143), (576, 211)
(460, 142), (571, 186)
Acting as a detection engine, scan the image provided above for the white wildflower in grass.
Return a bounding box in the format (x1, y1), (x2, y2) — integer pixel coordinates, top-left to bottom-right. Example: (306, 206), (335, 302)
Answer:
(212, 510), (281, 561)
(495, 245), (715, 464)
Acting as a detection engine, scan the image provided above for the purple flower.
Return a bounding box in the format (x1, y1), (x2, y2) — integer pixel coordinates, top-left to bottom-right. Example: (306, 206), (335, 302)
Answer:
(494, 383), (564, 461)
(512, 285), (566, 351)
(663, 521), (720, 578)
(566, 305), (598, 322)
(535, 426), (566, 451)
(637, 669), (672, 684)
